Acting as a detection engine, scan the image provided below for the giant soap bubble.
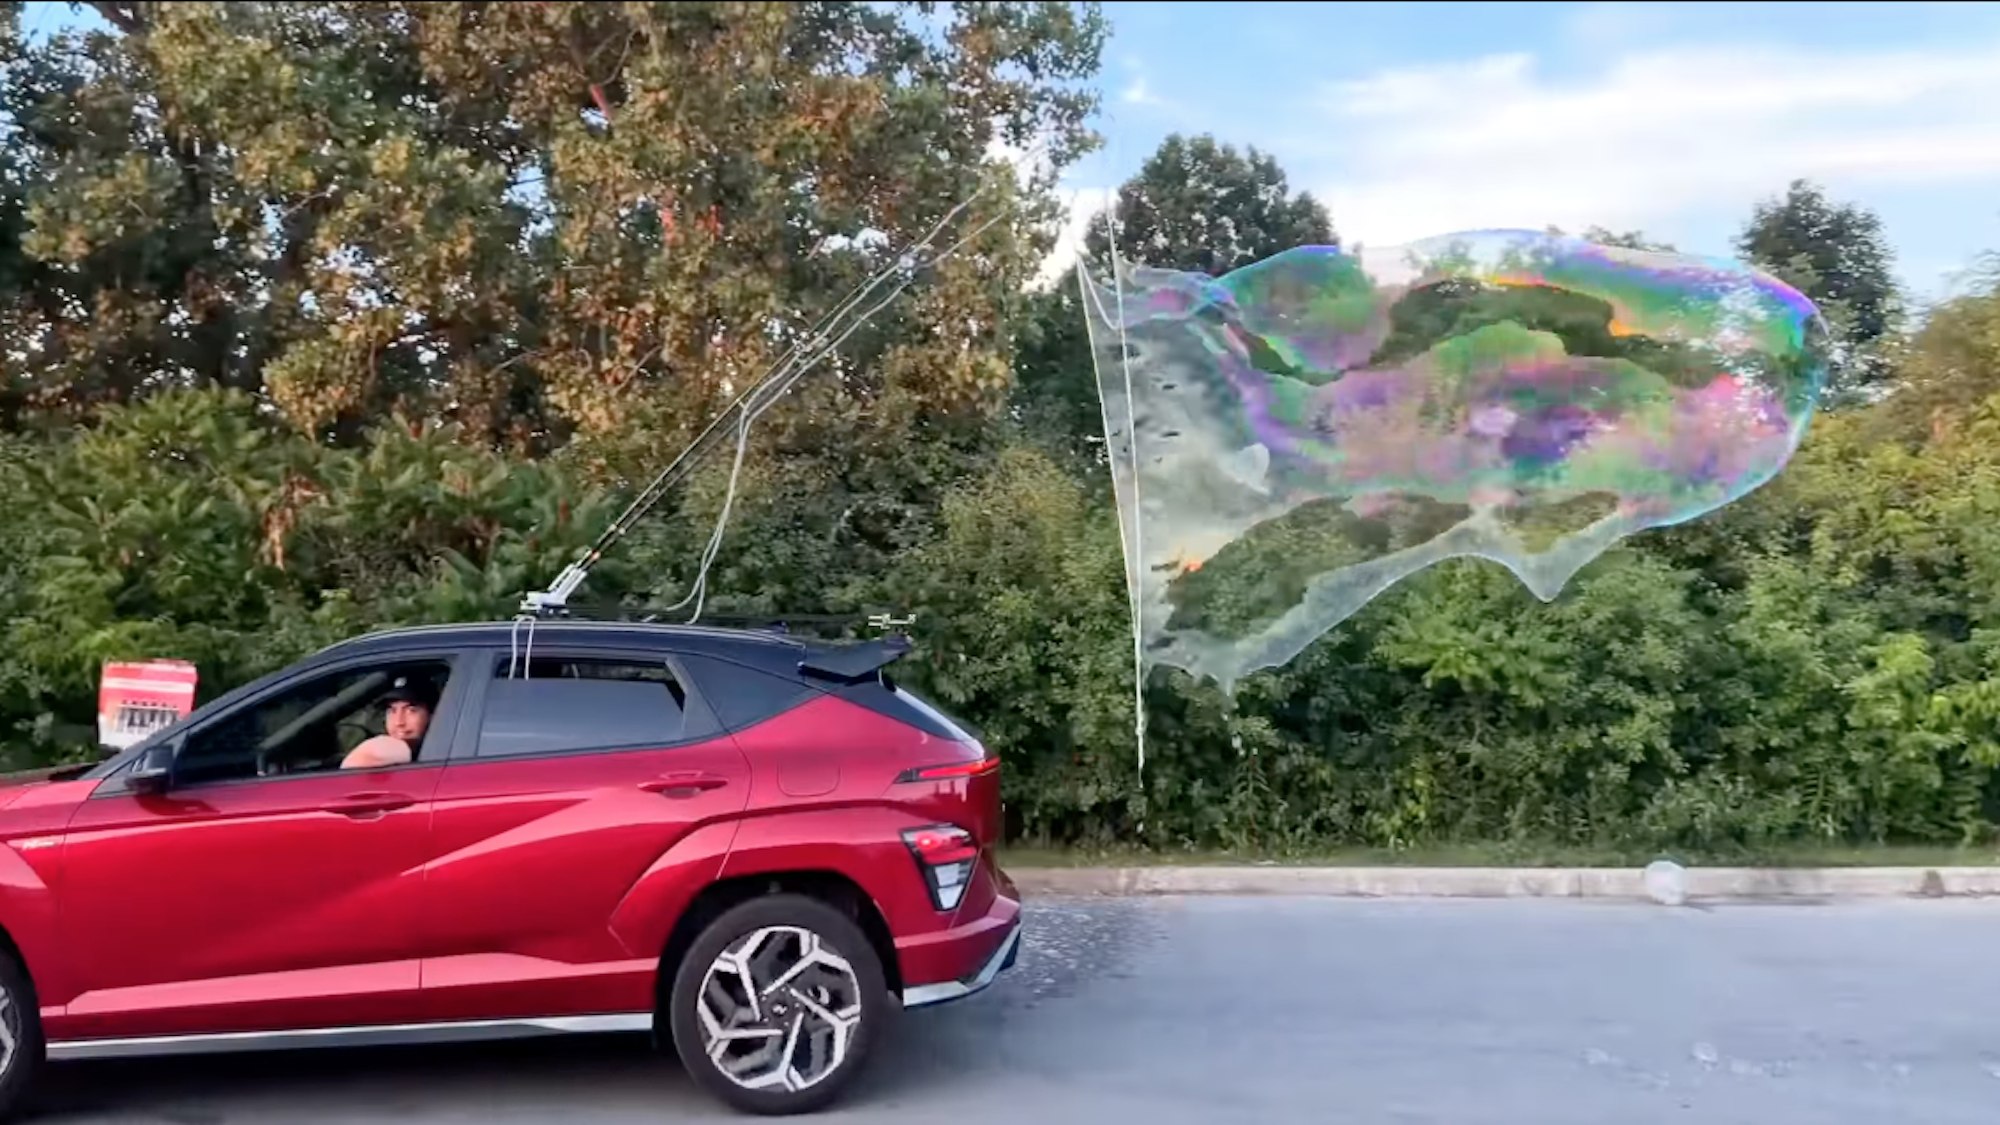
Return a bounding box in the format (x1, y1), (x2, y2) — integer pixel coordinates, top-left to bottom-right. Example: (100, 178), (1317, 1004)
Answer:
(1080, 229), (1828, 693)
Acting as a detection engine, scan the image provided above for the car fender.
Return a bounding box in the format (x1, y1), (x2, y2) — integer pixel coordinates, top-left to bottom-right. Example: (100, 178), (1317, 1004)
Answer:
(604, 819), (743, 959)
(713, 806), (943, 937)
(0, 842), (60, 996)
(0, 780), (98, 1008)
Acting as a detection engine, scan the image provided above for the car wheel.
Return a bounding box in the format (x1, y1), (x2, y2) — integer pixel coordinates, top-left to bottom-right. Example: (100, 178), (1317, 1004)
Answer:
(668, 893), (889, 1116)
(0, 952), (45, 1123)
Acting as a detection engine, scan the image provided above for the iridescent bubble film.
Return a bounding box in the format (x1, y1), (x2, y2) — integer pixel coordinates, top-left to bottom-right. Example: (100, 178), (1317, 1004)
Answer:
(1080, 230), (1828, 692)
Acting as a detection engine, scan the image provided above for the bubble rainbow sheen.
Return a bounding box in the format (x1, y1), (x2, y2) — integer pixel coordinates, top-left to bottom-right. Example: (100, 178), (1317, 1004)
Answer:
(1079, 228), (1828, 692)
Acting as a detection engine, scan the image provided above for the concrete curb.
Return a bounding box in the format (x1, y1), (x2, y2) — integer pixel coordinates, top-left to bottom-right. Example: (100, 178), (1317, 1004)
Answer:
(1009, 865), (2000, 902)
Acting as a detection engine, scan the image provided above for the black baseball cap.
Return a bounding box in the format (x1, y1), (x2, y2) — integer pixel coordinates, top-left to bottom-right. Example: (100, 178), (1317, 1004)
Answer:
(382, 675), (438, 711)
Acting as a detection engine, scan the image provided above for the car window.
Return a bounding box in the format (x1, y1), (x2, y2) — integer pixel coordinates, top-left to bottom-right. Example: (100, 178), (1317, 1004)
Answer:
(675, 653), (815, 731)
(175, 659), (453, 787)
(473, 656), (695, 759)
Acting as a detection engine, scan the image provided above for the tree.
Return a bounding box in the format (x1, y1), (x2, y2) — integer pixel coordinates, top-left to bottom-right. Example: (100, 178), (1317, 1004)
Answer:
(3, 1), (1107, 455)
(876, 442), (1139, 843)
(0, 0), (1109, 634)
(1004, 283), (1106, 477)
(0, 0), (1115, 755)
(1011, 133), (1333, 470)
(0, 386), (620, 762)
(17, 10), (2000, 857)
(1735, 179), (1901, 397)
(1856, 256), (2000, 442)
(1082, 132), (1335, 276)
(1576, 225), (1676, 254)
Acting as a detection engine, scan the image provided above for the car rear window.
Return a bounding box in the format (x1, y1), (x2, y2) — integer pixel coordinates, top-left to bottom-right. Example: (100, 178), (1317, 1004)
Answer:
(474, 657), (693, 759)
(837, 677), (982, 743)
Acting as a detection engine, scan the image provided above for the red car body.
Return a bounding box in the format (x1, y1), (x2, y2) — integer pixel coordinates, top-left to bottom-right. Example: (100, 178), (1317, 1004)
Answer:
(0, 621), (1019, 1114)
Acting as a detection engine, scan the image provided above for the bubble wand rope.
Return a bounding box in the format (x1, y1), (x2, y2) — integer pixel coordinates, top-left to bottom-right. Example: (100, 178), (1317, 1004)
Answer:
(521, 161), (1021, 618)
(1107, 200), (1146, 780)
(1074, 118), (1148, 793)
(658, 200), (1014, 625)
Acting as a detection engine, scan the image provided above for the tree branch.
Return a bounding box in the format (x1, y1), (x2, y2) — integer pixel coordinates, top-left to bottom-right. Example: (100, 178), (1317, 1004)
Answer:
(562, 9), (625, 125)
(83, 1), (146, 37)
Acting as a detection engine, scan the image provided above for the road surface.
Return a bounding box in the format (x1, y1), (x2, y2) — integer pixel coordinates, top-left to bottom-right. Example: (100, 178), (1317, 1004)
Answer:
(30, 896), (2000, 1123)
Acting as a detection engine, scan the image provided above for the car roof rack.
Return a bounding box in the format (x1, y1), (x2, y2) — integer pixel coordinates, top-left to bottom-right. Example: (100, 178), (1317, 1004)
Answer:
(533, 597), (914, 639)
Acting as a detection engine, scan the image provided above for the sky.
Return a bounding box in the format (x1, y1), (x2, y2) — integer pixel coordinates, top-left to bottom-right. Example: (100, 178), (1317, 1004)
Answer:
(21, 1), (2000, 306)
(1057, 0), (2000, 305)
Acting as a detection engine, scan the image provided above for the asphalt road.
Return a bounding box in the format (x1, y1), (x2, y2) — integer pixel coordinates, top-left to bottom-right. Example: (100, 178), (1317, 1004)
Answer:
(29, 896), (2000, 1124)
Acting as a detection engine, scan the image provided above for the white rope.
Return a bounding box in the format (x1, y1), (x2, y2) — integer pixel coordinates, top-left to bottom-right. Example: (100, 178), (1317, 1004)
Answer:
(1098, 151), (1147, 779)
(652, 160), (1025, 626)
(657, 403), (753, 624)
(507, 613), (534, 679)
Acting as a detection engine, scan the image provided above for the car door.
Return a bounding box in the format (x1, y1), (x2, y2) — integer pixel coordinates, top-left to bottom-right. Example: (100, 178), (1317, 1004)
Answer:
(49, 652), (470, 1043)
(417, 646), (751, 1023)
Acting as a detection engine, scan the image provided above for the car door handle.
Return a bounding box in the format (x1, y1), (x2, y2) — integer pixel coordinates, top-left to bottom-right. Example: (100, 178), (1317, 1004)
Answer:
(638, 774), (730, 798)
(321, 792), (417, 816)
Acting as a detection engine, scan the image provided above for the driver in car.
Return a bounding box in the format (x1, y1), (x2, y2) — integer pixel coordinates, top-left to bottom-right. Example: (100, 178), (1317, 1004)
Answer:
(340, 676), (436, 770)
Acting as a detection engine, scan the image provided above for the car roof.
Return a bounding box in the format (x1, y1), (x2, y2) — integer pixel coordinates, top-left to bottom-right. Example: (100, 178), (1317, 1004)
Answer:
(318, 619), (809, 668)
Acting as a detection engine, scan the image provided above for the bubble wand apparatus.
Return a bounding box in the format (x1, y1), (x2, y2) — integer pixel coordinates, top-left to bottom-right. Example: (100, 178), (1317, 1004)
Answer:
(519, 173), (1015, 623)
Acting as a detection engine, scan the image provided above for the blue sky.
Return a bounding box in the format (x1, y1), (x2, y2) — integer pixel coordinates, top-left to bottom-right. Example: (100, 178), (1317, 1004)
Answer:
(1056, 1), (2000, 305)
(18, 2), (81, 42)
(23, 1), (2000, 305)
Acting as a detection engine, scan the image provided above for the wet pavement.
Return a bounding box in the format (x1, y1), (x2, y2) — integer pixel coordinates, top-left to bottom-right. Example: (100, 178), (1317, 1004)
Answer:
(31, 896), (2000, 1123)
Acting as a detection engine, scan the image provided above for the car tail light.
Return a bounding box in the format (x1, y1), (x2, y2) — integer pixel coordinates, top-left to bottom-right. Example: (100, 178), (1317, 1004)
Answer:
(894, 754), (998, 784)
(901, 824), (978, 911)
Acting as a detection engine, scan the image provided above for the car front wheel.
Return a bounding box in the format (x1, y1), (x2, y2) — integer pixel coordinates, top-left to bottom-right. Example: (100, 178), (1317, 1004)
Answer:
(668, 893), (889, 1116)
(0, 951), (44, 1123)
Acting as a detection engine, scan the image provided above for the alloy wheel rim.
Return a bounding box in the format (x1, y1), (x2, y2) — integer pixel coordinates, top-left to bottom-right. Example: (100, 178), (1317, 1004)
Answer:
(696, 924), (863, 1093)
(0, 987), (18, 1078)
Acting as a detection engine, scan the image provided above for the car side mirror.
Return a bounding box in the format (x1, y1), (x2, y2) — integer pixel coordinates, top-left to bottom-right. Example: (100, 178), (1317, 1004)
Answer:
(125, 742), (176, 795)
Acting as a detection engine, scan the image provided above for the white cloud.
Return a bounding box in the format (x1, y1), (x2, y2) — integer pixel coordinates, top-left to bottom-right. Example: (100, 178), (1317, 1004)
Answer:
(987, 131), (1111, 290)
(1313, 40), (2000, 250)
(1121, 76), (1163, 107)
(1556, 1), (1682, 55)
(1033, 187), (1113, 290)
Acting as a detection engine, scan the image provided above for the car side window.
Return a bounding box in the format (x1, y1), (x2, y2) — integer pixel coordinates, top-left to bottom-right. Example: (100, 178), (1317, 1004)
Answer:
(675, 653), (816, 731)
(472, 656), (698, 760)
(176, 659), (454, 787)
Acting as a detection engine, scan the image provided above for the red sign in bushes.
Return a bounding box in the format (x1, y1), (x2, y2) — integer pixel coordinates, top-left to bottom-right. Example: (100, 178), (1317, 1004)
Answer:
(97, 660), (199, 750)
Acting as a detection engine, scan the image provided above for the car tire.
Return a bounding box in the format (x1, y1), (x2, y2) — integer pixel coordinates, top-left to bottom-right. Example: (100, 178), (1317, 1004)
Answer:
(668, 893), (889, 1116)
(0, 951), (45, 1123)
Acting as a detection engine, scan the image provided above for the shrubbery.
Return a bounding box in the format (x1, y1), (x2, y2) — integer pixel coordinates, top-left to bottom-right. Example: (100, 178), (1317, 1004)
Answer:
(6, 4), (2000, 858)
(10, 356), (2000, 859)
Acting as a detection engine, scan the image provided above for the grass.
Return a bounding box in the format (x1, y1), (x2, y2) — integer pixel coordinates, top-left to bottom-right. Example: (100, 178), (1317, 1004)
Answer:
(997, 842), (2000, 869)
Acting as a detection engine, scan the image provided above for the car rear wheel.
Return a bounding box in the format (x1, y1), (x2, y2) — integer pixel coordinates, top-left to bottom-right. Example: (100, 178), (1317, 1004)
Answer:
(0, 952), (44, 1123)
(668, 893), (889, 1116)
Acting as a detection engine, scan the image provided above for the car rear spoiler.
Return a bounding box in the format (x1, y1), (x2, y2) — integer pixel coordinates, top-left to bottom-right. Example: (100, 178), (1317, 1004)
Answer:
(798, 635), (913, 684)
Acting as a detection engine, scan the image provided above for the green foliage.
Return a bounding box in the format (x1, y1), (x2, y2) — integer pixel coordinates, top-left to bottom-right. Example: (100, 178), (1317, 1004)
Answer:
(1736, 179), (1902, 399)
(855, 255), (2000, 854)
(1082, 131), (1336, 276)
(2, 20), (1998, 861)
(3, 1), (1106, 451)
(1007, 283), (1108, 478)
(870, 444), (1141, 844)
(1012, 131), (1339, 478)
(0, 386), (615, 759)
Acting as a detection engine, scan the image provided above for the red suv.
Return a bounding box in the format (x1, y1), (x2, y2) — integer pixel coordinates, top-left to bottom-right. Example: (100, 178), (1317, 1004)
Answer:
(0, 621), (1019, 1117)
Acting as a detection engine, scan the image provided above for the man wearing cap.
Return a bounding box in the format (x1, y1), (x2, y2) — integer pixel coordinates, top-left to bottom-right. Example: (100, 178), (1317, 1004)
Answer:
(340, 676), (437, 770)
